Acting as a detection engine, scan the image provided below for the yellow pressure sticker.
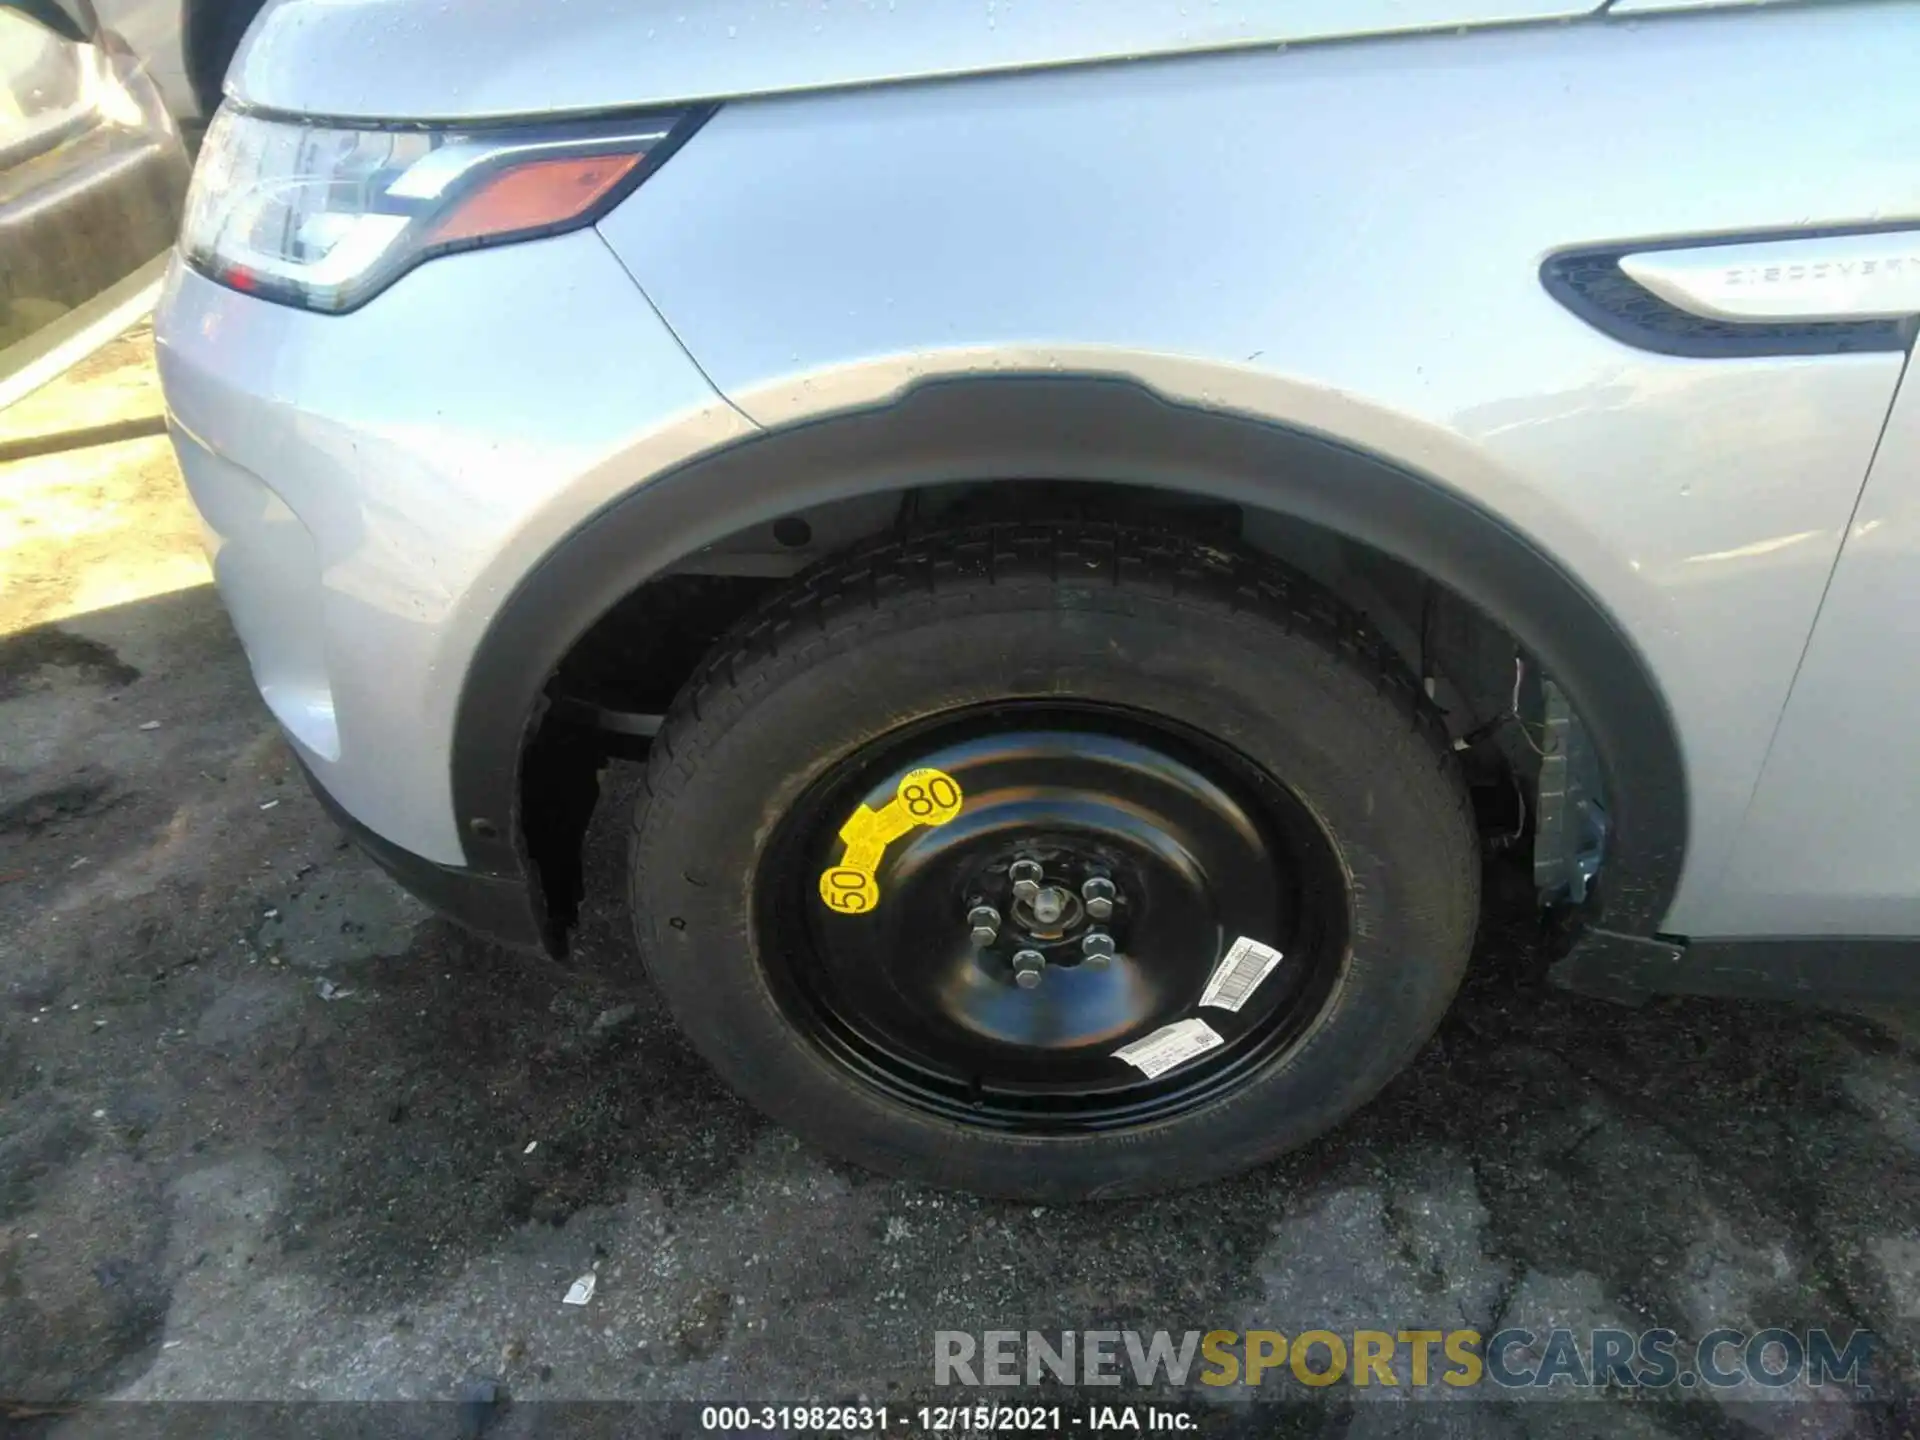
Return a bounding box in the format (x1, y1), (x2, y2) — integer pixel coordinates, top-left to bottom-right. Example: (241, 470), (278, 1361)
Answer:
(817, 767), (964, 914)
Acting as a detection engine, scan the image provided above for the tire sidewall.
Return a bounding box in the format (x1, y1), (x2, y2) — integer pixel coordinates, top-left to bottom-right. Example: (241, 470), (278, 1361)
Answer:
(634, 572), (1476, 1198)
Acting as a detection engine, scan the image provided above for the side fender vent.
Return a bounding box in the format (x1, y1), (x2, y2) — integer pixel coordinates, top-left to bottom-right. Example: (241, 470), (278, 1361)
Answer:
(1542, 249), (1910, 359)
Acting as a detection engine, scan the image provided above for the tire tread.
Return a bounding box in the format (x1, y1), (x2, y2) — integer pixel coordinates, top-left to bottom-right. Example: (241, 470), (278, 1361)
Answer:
(642, 522), (1469, 858)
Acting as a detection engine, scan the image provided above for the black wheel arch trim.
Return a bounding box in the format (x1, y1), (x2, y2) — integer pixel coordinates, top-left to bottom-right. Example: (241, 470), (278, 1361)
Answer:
(295, 752), (551, 951)
(451, 374), (1690, 941)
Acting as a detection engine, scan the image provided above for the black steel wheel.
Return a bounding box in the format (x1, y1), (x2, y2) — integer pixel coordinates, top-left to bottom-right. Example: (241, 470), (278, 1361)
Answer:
(633, 523), (1478, 1199)
(759, 704), (1350, 1130)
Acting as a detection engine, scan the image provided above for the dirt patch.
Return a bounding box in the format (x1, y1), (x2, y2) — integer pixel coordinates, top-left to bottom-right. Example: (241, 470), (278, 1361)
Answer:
(0, 630), (140, 702)
(0, 775), (124, 839)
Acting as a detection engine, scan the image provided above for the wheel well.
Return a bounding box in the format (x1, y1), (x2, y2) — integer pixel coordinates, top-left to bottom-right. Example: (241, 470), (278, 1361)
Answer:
(183, 0), (269, 115)
(459, 374), (1681, 956)
(522, 479), (1561, 943)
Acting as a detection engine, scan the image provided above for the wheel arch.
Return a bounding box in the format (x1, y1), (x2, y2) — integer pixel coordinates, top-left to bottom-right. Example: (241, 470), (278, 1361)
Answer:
(183, 0), (270, 114)
(452, 374), (1687, 942)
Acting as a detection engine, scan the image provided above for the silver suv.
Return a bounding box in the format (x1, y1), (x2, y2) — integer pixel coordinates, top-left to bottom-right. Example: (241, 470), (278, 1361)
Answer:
(152, 0), (1920, 1199)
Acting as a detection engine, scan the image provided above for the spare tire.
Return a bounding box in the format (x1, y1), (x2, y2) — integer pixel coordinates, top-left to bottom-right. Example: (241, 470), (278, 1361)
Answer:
(632, 522), (1478, 1199)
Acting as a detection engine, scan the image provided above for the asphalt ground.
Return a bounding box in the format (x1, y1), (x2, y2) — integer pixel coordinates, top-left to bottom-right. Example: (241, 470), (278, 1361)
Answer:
(2, 332), (1917, 1438)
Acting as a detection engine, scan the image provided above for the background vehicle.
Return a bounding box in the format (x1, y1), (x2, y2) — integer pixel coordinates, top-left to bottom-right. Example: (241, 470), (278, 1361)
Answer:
(90, 0), (267, 132)
(0, 0), (188, 408)
(153, 0), (1920, 1198)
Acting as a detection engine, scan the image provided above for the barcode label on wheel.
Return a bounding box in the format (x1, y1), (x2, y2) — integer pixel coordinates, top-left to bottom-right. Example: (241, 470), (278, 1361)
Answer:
(1113, 1018), (1225, 1079)
(1200, 936), (1285, 1013)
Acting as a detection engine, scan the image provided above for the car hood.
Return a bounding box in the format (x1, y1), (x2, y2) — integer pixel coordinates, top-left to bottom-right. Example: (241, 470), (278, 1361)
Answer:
(230, 0), (1604, 124)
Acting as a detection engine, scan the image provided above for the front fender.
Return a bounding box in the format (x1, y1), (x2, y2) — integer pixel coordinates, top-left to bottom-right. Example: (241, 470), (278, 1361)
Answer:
(590, 6), (1918, 934)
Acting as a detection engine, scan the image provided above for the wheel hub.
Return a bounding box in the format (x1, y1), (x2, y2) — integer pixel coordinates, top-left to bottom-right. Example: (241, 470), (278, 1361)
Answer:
(1016, 882), (1076, 934)
(970, 853), (1120, 982)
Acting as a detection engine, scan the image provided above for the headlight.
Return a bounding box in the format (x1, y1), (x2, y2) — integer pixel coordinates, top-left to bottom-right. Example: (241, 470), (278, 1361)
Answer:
(180, 106), (703, 313)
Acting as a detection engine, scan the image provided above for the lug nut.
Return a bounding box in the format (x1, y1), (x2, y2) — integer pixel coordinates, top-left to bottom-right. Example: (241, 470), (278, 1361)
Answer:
(1082, 876), (1117, 921)
(1009, 859), (1044, 884)
(1081, 931), (1115, 969)
(1012, 948), (1046, 989)
(967, 904), (1001, 948)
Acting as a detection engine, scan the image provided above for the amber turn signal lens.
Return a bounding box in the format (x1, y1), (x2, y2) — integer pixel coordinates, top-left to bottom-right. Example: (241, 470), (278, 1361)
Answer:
(427, 153), (644, 245)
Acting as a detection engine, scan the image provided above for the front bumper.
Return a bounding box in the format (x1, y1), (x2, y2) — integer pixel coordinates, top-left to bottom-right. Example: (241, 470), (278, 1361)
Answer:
(154, 230), (752, 943)
(292, 753), (550, 948)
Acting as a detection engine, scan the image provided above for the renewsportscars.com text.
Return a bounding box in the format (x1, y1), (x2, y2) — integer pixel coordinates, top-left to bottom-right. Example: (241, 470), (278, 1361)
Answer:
(934, 1328), (1876, 1392)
